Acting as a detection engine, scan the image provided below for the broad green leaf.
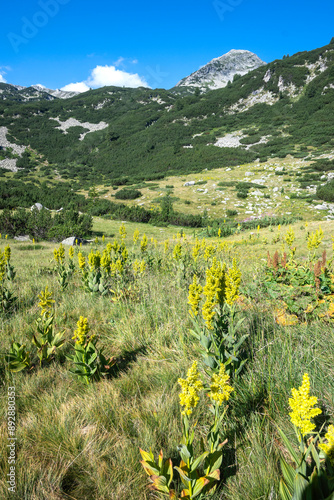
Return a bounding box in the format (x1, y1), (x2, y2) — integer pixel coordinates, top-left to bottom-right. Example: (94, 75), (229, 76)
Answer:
(192, 477), (210, 497)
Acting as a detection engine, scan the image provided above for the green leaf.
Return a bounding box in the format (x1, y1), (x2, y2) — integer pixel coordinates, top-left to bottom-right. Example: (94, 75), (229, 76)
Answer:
(279, 478), (293, 500)
(278, 427), (300, 465)
(190, 452), (209, 472)
(174, 466), (190, 484)
(280, 458), (295, 489)
(192, 477), (210, 497)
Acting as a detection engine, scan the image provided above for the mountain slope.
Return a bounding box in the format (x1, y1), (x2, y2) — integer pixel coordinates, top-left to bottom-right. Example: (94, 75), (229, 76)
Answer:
(0, 41), (333, 187)
(176, 49), (266, 90)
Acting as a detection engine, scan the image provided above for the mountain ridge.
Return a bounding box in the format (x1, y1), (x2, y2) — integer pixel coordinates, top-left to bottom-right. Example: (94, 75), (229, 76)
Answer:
(176, 49), (266, 90)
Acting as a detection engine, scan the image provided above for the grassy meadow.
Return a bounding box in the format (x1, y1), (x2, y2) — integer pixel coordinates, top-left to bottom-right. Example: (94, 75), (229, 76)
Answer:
(1, 217), (334, 499)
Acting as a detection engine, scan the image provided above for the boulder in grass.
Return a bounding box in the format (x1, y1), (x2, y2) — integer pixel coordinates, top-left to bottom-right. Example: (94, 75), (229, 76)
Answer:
(14, 235), (31, 242)
(31, 202), (44, 211)
(61, 236), (89, 246)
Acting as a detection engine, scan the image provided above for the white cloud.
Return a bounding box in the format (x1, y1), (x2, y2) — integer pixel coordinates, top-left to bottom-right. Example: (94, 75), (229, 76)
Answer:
(61, 64), (149, 93)
(61, 81), (90, 92)
(0, 74), (6, 83)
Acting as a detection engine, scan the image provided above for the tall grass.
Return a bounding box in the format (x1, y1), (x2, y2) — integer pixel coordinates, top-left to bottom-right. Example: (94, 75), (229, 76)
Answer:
(0, 221), (334, 499)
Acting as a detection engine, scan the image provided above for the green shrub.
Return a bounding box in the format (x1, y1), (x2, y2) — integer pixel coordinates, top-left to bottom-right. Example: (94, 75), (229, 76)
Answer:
(115, 188), (142, 200)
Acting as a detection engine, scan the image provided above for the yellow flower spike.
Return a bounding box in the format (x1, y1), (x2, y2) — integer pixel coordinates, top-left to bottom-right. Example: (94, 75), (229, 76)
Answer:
(188, 275), (203, 317)
(202, 258), (226, 329)
(192, 238), (201, 262)
(53, 248), (59, 264)
(139, 260), (146, 274)
(319, 425), (334, 465)
(140, 234), (148, 253)
(284, 226), (295, 247)
(164, 239), (169, 253)
(94, 236), (99, 244)
(101, 250), (111, 271)
(5, 235), (8, 240)
(173, 242), (182, 260)
(178, 361), (204, 416)
(88, 250), (101, 270)
(218, 228), (221, 238)
(307, 227), (324, 250)
(38, 286), (55, 318)
(133, 229), (140, 244)
(119, 223), (127, 240)
(225, 258), (242, 306)
(0, 250), (6, 282)
(69, 246), (74, 259)
(72, 316), (94, 345)
(204, 244), (216, 261)
(3, 245), (11, 264)
(289, 373), (322, 437)
(102, 235), (105, 243)
(209, 363), (234, 406)
(78, 252), (86, 270)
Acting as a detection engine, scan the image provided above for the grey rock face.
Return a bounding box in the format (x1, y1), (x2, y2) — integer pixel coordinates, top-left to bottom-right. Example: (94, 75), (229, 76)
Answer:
(61, 236), (89, 246)
(176, 49), (266, 90)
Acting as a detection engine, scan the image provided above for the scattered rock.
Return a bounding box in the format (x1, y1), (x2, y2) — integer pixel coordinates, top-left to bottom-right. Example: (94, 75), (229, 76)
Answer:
(184, 181), (195, 186)
(31, 203), (44, 211)
(61, 236), (89, 246)
(14, 235), (31, 242)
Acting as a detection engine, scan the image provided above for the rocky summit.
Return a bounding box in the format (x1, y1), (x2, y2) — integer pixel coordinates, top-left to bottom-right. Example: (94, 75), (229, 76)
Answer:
(176, 49), (266, 90)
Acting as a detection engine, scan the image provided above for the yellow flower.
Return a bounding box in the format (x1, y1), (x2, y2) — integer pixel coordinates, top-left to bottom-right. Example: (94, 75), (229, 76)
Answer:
(38, 286), (55, 317)
(101, 249), (111, 271)
(203, 244), (216, 261)
(119, 223), (127, 240)
(164, 239), (169, 253)
(72, 316), (94, 345)
(225, 258), (241, 306)
(307, 227), (324, 250)
(319, 425), (334, 465)
(289, 373), (322, 437)
(209, 363), (234, 405)
(188, 275), (203, 317)
(140, 234), (148, 253)
(4, 245), (11, 263)
(133, 229), (140, 244)
(173, 242), (182, 260)
(88, 250), (101, 270)
(0, 250), (5, 282)
(102, 235), (105, 243)
(202, 258), (226, 329)
(69, 246), (74, 259)
(140, 260), (146, 274)
(192, 238), (201, 262)
(54, 243), (65, 265)
(121, 245), (128, 262)
(178, 361), (204, 416)
(218, 228), (221, 238)
(284, 226), (295, 247)
(78, 252), (86, 270)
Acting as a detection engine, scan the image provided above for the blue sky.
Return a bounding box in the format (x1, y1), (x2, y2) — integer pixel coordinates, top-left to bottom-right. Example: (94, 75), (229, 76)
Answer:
(0, 0), (333, 91)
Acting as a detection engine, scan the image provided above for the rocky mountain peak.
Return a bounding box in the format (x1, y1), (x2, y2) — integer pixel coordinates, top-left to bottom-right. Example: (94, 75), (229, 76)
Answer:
(176, 49), (266, 90)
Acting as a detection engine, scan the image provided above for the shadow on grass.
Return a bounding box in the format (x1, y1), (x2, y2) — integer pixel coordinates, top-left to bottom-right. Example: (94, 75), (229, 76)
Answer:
(109, 345), (148, 379)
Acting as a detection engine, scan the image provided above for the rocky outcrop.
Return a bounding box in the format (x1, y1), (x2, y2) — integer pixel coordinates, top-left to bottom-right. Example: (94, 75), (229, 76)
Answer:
(176, 49), (266, 90)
